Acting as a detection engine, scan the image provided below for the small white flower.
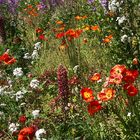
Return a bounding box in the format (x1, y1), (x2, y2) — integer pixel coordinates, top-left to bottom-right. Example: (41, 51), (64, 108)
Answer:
(64, 106), (69, 111)
(35, 128), (46, 140)
(31, 50), (39, 59)
(23, 53), (31, 59)
(15, 90), (25, 101)
(127, 112), (131, 117)
(0, 86), (5, 95)
(0, 103), (6, 107)
(121, 35), (128, 43)
(108, 0), (118, 12)
(116, 16), (126, 25)
(32, 110), (40, 118)
(20, 102), (26, 106)
(0, 111), (4, 119)
(30, 79), (39, 89)
(0, 111), (4, 116)
(9, 123), (19, 133)
(34, 42), (41, 50)
(13, 67), (23, 77)
(73, 65), (79, 74)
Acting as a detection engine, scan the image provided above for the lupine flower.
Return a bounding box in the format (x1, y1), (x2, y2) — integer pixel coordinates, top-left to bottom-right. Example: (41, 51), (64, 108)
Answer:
(100, 0), (108, 9)
(88, 100), (102, 116)
(80, 87), (94, 102)
(57, 65), (69, 95)
(57, 65), (69, 109)
(87, 0), (95, 4)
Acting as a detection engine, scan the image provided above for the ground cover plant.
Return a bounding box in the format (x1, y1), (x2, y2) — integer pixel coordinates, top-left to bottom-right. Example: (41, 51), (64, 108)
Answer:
(0, 0), (140, 139)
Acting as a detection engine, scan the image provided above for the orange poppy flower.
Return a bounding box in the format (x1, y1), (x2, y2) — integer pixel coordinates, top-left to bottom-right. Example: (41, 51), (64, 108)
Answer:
(80, 87), (94, 102)
(103, 34), (113, 43)
(90, 73), (101, 82)
(83, 26), (90, 31)
(75, 16), (82, 20)
(91, 25), (99, 31)
(56, 20), (63, 25)
(82, 15), (87, 19)
(97, 88), (115, 102)
(88, 100), (102, 116)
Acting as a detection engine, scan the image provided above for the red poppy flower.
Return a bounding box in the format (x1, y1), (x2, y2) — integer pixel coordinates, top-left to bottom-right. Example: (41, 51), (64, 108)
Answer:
(88, 100), (102, 116)
(56, 32), (65, 39)
(0, 52), (16, 65)
(123, 69), (139, 83)
(18, 127), (36, 140)
(80, 87), (94, 102)
(97, 88), (115, 102)
(90, 73), (101, 82)
(65, 29), (82, 38)
(36, 28), (43, 34)
(110, 64), (126, 77)
(19, 115), (27, 123)
(123, 84), (138, 96)
(38, 34), (45, 40)
(132, 58), (139, 65)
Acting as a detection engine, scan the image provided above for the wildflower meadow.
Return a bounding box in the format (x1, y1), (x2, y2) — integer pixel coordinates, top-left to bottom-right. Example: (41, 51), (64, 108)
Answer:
(0, 0), (140, 140)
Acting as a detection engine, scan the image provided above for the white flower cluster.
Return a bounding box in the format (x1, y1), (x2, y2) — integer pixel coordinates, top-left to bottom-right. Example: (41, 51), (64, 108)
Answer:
(35, 128), (46, 140)
(108, 0), (120, 12)
(8, 123), (19, 133)
(23, 42), (41, 60)
(30, 79), (39, 89)
(32, 109), (40, 118)
(121, 34), (128, 43)
(13, 67), (23, 77)
(15, 88), (27, 101)
(116, 16), (126, 25)
(0, 86), (9, 95)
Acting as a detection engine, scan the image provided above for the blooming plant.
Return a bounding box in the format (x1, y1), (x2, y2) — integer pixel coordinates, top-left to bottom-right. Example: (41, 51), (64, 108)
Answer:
(0, 0), (140, 140)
